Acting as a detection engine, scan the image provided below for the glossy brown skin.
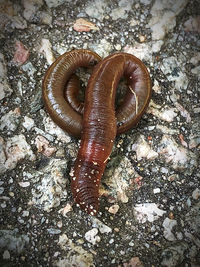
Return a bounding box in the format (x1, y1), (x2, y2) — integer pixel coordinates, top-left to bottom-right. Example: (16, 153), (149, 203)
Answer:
(64, 74), (84, 115)
(42, 49), (151, 215)
(43, 49), (102, 137)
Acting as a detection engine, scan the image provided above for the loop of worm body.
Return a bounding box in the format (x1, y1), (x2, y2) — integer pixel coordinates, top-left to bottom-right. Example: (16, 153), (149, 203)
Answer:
(43, 49), (151, 215)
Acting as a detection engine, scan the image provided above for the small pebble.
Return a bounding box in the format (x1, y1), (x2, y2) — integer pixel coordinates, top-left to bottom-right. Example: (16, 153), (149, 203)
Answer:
(108, 204), (119, 214)
(3, 250), (10, 260)
(153, 188), (160, 194)
(192, 188), (200, 200)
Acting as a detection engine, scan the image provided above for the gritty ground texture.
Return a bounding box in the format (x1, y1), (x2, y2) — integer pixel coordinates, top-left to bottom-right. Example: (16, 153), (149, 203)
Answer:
(0, 0), (200, 266)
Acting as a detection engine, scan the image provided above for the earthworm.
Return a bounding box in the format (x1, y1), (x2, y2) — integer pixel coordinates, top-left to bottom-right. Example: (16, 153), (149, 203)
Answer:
(42, 49), (151, 215)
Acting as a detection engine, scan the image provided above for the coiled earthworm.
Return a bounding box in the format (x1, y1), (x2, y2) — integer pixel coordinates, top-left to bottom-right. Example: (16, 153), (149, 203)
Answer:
(42, 49), (151, 215)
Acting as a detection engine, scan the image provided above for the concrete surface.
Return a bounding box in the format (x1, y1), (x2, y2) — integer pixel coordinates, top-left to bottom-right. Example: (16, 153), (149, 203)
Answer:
(0, 0), (200, 266)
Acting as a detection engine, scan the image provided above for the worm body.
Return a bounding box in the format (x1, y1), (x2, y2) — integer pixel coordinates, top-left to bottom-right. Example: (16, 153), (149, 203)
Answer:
(43, 49), (102, 137)
(42, 49), (151, 215)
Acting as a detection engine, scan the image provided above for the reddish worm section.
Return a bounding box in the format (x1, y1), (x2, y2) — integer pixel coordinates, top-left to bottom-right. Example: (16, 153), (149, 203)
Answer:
(43, 49), (151, 215)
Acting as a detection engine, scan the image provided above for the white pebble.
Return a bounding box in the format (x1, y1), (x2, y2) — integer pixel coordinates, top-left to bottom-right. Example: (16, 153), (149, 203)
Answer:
(18, 181), (30, 187)
(85, 228), (100, 245)
(3, 250), (10, 259)
(153, 188), (160, 194)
